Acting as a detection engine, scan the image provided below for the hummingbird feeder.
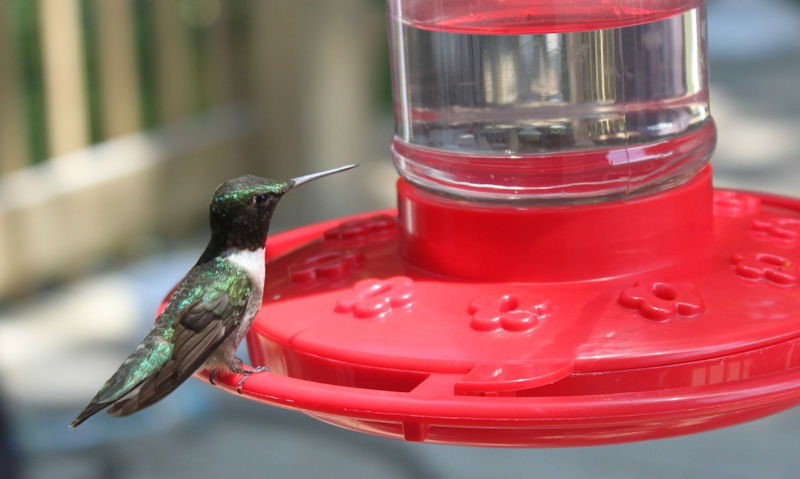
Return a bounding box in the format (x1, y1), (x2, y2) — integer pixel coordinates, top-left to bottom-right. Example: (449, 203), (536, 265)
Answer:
(200, 0), (800, 446)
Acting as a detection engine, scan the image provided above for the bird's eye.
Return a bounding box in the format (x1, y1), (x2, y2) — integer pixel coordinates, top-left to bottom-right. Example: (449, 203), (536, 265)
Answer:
(254, 193), (269, 204)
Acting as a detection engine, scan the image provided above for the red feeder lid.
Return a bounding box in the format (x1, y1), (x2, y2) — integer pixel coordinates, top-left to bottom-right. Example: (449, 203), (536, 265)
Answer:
(197, 166), (800, 446)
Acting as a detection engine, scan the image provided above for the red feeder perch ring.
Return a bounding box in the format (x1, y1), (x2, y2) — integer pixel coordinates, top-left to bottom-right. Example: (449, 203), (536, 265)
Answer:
(194, 166), (800, 446)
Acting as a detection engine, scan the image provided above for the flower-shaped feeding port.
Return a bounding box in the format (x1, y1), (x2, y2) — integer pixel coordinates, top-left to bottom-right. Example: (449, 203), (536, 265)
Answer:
(323, 214), (397, 245)
(335, 276), (415, 319)
(288, 250), (365, 283)
(468, 294), (550, 332)
(618, 281), (705, 321)
(751, 217), (800, 246)
(731, 251), (800, 286)
(713, 190), (761, 217)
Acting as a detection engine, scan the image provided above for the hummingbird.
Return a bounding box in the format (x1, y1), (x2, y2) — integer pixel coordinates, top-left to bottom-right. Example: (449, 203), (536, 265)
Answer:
(70, 164), (357, 428)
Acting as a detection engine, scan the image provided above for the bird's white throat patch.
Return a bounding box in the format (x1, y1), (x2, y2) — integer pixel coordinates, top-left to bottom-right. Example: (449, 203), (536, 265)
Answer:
(222, 247), (266, 286)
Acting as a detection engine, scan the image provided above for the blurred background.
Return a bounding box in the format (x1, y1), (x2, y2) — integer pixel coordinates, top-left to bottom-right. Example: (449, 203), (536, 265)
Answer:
(0, 0), (799, 477)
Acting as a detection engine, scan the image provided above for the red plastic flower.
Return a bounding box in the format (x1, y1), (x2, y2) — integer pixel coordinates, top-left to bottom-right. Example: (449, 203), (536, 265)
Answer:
(751, 217), (800, 245)
(288, 250), (364, 282)
(336, 276), (415, 318)
(468, 294), (548, 332)
(713, 191), (761, 217)
(324, 215), (397, 244)
(731, 251), (799, 286)
(619, 281), (704, 321)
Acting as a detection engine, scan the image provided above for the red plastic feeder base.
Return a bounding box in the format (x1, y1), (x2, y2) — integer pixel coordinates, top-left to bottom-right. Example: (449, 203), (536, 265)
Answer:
(199, 166), (800, 447)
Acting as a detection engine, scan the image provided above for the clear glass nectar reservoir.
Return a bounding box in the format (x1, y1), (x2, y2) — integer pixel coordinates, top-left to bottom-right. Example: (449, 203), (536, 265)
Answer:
(388, 0), (714, 202)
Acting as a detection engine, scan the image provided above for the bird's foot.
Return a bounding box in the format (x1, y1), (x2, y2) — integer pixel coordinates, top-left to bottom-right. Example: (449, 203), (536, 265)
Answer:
(209, 369), (218, 385)
(236, 366), (268, 394)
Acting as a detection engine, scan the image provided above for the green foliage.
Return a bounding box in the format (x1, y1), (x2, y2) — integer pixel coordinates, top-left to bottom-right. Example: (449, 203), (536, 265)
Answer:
(7, 0), (49, 164)
(80, 0), (103, 143)
(132, 0), (160, 129)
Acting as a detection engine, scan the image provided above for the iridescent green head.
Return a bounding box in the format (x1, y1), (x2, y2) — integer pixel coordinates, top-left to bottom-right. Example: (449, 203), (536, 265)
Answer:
(202, 164), (357, 256)
(211, 175), (291, 215)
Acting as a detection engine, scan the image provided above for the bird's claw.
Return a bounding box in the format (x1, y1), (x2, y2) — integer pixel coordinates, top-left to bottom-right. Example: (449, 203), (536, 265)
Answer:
(208, 369), (217, 385)
(236, 366), (269, 394)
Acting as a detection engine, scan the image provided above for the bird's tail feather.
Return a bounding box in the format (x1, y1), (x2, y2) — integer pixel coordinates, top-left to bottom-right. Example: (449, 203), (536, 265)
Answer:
(69, 402), (109, 428)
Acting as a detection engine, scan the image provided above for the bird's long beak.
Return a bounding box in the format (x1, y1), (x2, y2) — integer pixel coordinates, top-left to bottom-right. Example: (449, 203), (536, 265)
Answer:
(290, 164), (358, 189)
